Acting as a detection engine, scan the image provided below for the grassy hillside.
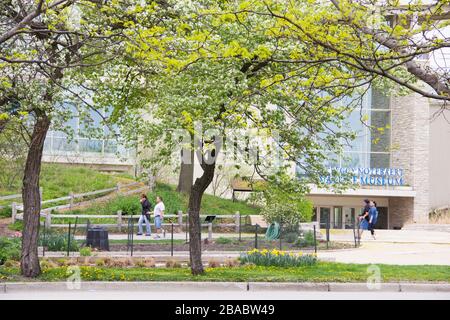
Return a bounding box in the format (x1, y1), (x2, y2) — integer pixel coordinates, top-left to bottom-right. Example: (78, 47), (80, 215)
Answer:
(63, 183), (260, 216)
(1, 164), (259, 218)
(1, 164), (136, 218)
(0, 164), (135, 203)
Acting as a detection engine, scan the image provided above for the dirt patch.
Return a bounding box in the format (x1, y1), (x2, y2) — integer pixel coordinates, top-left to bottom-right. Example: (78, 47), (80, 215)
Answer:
(0, 217), (15, 237)
(107, 239), (353, 252)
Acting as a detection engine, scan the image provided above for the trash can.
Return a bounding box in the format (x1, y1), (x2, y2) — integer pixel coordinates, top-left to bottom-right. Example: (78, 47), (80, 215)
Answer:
(86, 226), (109, 251)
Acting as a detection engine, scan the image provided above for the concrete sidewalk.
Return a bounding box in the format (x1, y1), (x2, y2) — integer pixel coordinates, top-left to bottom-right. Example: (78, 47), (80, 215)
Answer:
(326, 229), (450, 244)
(318, 242), (450, 265)
(1, 281), (449, 293)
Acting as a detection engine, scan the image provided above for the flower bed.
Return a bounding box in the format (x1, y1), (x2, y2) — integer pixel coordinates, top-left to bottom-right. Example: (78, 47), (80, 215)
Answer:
(239, 249), (317, 267)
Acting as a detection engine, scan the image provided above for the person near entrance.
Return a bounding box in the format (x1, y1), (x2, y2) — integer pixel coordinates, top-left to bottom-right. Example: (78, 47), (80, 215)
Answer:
(368, 201), (378, 240)
(358, 199), (371, 239)
(137, 194), (152, 236)
(359, 199), (378, 240)
(153, 196), (165, 239)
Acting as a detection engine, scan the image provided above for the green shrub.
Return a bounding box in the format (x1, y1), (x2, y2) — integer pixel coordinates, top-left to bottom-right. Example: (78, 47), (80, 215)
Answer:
(253, 173), (313, 231)
(40, 259), (52, 269)
(239, 249), (317, 267)
(79, 247), (92, 257)
(3, 259), (20, 268)
(0, 237), (21, 264)
(39, 230), (78, 252)
(109, 196), (141, 215)
(0, 207), (11, 218)
(284, 232), (299, 244)
(8, 220), (23, 231)
(215, 237), (232, 244)
(95, 258), (106, 267)
(295, 230), (317, 248)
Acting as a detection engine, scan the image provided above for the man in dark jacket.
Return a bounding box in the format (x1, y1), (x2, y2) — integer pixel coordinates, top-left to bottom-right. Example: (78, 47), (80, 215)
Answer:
(358, 199), (371, 239)
(137, 194), (152, 236)
(360, 199), (370, 221)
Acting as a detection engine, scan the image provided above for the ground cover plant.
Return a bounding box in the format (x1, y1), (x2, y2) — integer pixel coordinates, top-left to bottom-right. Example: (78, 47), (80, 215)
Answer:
(1, 262), (449, 283)
(239, 249), (317, 267)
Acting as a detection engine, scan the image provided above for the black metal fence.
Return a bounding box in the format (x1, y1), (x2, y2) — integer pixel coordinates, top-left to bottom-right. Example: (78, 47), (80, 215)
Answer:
(40, 215), (362, 256)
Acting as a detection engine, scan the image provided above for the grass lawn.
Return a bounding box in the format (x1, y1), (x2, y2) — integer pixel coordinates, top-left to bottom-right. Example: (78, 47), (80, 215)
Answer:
(1, 164), (136, 218)
(1, 263), (449, 282)
(0, 164), (135, 205)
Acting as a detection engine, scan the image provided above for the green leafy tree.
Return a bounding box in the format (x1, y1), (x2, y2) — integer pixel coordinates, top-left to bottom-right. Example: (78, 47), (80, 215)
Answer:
(0, 0), (137, 277)
(99, 0), (359, 275)
(253, 172), (314, 229)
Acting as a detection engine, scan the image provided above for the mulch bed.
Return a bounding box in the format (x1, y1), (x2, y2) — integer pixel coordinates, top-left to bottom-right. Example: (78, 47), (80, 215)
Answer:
(108, 239), (353, 252)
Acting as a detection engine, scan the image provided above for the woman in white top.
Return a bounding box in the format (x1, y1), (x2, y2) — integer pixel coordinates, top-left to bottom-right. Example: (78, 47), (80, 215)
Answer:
(153, 196), (165, 239)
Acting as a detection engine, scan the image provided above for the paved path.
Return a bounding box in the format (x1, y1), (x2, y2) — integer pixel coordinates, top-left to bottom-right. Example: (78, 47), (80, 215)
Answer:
(327, 229), (450, 244)
(318, 242), (450, 265)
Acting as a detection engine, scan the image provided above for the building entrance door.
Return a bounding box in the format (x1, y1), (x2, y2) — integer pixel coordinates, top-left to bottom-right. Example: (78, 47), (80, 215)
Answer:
(375, 207), (388, 229)
(333, 207), (343, 229)
(319, 207), (331, 229)
(344, 207), (356, 229)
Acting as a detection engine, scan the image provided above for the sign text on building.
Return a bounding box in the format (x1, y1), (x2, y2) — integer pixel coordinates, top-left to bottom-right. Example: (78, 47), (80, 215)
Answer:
(320, 167), (404, 186)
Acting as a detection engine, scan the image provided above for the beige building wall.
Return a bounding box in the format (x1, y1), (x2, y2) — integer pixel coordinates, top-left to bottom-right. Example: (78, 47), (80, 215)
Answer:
(307, 195), (389, 208)
(42, 154), (136, 174)
(429, 104), (450, 209)
(390, 93), (430, 225)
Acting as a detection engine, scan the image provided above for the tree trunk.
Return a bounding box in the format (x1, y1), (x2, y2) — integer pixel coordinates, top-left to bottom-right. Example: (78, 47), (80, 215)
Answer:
(176, 147), (194, 194)
(188, 161), (215, 275)
(21, 114), (50, 277)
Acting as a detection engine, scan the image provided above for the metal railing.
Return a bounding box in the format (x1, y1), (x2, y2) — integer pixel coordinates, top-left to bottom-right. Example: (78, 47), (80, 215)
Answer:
(29, 210), (242, 232)
(11, 181), (146, 223)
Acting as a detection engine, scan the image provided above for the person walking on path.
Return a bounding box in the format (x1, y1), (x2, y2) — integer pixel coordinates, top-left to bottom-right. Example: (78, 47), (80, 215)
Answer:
(153, 196), (165, 239)
(358, 199), (370, 239)
(368, 201), (378, 240)
(137, 194), (152, 236)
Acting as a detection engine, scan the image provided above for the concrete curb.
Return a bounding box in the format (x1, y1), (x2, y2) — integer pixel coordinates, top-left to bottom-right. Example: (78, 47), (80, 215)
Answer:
(1, 281), (449, 293)
(249, 282), (329, 292)
(328, 283), (403, 292)
(399, 283), (450, 292)
(1, 281), (248, 292)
